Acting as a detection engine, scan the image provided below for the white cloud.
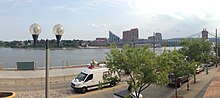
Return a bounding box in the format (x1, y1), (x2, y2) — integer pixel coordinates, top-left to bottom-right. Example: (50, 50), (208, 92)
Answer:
(125, 0), (220, 20)
(88, 23), (109, 33)
(89, 0), (124, 6)
(0, 0), (32, 6)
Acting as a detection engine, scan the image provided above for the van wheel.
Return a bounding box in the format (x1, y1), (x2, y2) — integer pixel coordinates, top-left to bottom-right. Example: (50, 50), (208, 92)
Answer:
(110, 82), (116, 87)
(81, 87), (87, 93)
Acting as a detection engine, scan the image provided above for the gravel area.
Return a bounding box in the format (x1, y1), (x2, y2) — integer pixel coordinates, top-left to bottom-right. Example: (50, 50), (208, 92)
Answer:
(15, 89), (74, 98)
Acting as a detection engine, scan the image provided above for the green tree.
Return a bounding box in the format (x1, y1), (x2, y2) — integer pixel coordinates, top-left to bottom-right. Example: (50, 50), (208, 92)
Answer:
(106, 45), (170, 97)
(179, 38), (214, 82)
(159, 49), (195, 97)
(180, 38), (213, 63)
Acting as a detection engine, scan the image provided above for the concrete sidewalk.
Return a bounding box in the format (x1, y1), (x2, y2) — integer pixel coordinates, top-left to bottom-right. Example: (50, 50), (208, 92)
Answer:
(168, 66), (219, 98)
(203, 67), (220, 98)
(0, 66), (87, 85)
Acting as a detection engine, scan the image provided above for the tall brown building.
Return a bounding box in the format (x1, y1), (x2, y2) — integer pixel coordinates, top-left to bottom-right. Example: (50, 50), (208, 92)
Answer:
(130, 28), (139, 41)
(123, 30), (130, 42)
(122, 28), (139, 43)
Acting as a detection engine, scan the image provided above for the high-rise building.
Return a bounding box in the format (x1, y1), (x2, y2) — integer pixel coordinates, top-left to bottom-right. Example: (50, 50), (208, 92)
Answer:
(148, 32), (162, 43)
(122, 28), (139, 43)
(155, 33), (162, 41)
(108, 31), (120, 43)
(130, 28), (139, 42)
(202, 28), (208, 39)
(123, 30), (130, 42)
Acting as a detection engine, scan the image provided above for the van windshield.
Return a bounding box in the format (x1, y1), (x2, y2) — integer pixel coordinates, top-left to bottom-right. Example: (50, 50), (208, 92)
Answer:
(76, 72), (88, 82)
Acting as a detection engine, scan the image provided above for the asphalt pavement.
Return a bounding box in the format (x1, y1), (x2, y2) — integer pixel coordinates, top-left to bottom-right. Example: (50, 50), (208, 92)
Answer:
(0, 65), (219, 98)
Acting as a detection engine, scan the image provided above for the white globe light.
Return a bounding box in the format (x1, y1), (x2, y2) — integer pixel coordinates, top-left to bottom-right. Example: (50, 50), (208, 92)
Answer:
(29, 23), (41, 35)
(53, 24), (64, 35)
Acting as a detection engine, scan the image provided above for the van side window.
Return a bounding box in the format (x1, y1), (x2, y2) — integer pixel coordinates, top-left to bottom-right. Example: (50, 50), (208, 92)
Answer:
(85, 74), (93, 82)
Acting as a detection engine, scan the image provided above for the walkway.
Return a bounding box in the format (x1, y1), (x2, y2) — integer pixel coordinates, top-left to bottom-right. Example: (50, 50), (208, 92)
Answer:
(168, 66), (219, 98)
(0, 66), (87, 85)
(203, 67), (220, 98)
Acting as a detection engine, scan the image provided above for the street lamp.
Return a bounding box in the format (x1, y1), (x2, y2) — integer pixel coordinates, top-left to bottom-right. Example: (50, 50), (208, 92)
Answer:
(29, 23), (41, 46)
(53, 24), (64, 47)
(29, 23), (64, 98)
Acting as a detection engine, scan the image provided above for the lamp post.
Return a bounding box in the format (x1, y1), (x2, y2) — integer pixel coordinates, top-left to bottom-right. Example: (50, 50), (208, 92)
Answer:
(216, 29), (218, 67)
(29, 23), (41, 46)
(53, 24), (64, 47)
(153, 32), (155, 53)
(29, 23), (64, 98)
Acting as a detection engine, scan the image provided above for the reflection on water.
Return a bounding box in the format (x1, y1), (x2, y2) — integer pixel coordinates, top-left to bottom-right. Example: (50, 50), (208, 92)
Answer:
(0, 47), (180, 68)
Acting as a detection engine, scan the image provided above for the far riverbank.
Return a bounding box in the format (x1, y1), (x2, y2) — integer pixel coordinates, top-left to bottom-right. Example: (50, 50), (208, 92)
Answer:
(0, 47), (180, 68)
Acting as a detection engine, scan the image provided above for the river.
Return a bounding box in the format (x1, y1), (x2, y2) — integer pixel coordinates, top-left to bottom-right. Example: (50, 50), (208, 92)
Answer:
(0, 47), (180, 68)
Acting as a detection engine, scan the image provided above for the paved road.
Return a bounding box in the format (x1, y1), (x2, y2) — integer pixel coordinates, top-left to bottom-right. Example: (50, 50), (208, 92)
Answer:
(0, 78), (175, 98)
(70, 83), (175, 98)
(0, 66), (217, 98)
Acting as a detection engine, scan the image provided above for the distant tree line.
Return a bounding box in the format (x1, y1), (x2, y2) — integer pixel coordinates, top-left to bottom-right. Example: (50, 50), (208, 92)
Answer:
(0, 39), (84, 48)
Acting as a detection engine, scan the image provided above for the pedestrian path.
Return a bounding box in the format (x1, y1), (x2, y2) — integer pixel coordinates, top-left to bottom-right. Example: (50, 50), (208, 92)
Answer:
(0, 66), (86, 79)
(203, 67), (220, 98)
(168, 66), (219, 98)
(0, 66), (87, 85)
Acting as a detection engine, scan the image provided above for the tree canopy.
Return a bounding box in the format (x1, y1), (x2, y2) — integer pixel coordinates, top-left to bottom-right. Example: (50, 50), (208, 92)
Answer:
(106, 45), (171, 97)
(179, 38), (214, 64)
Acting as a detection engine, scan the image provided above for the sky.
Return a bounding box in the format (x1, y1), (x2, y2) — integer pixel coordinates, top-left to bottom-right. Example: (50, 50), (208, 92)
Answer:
(1, 0), (220, 41)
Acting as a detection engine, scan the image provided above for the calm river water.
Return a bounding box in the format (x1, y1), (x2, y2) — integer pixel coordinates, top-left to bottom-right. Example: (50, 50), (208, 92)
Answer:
(0, 47), (180, 68)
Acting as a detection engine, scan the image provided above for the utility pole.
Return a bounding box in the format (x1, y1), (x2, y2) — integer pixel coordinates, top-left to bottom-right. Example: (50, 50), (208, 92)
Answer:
(153, 32), (155, 53)
(216, 29), (218, 67)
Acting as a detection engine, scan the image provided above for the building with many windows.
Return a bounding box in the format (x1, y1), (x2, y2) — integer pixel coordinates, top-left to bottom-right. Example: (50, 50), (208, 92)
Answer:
(148, 32), (162, 44)
(90, 37), (108, 46)
(108, 31), (120, 44)
(122, 28), (139, 44)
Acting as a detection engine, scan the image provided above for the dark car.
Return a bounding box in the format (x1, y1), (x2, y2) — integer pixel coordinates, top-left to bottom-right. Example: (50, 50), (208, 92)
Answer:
(207, 62), (214, 67)
(168, 73), (189, 87)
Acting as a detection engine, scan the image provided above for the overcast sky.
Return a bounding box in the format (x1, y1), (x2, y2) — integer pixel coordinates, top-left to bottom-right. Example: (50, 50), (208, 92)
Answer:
(0, 0), (220, 41)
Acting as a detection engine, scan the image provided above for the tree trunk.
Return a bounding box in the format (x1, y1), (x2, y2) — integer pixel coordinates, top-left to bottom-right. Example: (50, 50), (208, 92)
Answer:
(194, 74), (196, 83)
(187, 76), (189, 91)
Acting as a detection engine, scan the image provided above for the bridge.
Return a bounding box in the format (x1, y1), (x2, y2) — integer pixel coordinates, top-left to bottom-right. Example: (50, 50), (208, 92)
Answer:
(162, 29), (220, 47)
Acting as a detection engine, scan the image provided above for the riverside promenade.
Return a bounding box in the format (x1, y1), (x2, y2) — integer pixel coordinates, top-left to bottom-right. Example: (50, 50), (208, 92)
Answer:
(203, 67), (220, 98)
(0, 66), (87, 85)
(168, 66), (220, 98)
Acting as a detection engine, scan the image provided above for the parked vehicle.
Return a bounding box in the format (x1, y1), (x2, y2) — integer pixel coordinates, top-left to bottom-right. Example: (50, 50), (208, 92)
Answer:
(71, 67), (120, 93)
(208, 62), (214, 67)
(196, 64), (205, 74)
(168, 73), (189, 87)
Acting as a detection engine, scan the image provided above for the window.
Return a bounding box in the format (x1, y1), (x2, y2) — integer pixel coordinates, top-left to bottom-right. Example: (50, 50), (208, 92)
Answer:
(103, 71), (111, 78)
(76, 72), (88, 82)
(85, 74), (93, 82)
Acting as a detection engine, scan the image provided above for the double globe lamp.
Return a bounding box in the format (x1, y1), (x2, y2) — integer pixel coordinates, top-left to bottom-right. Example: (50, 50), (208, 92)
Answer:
(29, 23), (64, 47)
(29, 23), (64, 98)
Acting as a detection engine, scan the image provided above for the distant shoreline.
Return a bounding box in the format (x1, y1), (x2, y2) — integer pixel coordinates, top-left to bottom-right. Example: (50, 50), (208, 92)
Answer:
(0, 46), (111, 50)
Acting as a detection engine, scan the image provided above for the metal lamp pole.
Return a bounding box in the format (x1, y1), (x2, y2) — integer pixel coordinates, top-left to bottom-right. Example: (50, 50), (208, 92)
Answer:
(45, 39), (49, 98)
(29, 23), (64, 98)
(216, 29), (218, 67)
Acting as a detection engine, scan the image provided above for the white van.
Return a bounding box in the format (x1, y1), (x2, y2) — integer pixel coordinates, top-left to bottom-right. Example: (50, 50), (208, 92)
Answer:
(71, 67), (120, 93)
